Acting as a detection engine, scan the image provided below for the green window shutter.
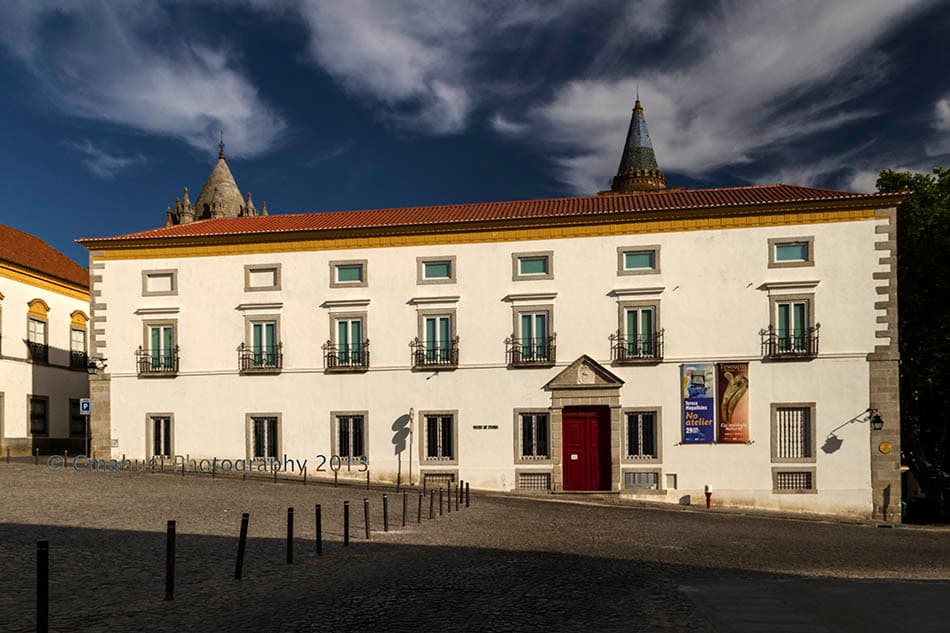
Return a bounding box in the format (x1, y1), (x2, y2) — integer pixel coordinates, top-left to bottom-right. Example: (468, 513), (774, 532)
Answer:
(338, 321), (349, 354)
(253, 323), (263, 353)
(265, 323), (276, 355)
(793, 303), (806, 334)
(624, 251), (655, 269)
(150, 327), (160, 365)
(640, 309), (654, 353)
(521, 314), (533, 340)
(439, 317), (450, 360)
(163, 326), (174, 366)
(351, 320), (362, 353)
(519, 257), (548, 275)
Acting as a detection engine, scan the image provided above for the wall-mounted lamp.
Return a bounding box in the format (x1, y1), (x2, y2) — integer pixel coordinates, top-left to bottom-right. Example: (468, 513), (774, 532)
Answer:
(86, 357), (108, 375)
(870, 412), (884, 431)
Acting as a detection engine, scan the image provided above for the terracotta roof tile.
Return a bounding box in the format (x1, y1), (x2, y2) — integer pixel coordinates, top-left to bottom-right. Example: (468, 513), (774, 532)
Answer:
(81, 184), (900, 244)
(1, 224), (89, 289)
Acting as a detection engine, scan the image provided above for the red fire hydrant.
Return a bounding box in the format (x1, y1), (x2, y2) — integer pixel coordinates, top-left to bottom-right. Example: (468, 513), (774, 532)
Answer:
(704, 484), (712, 509)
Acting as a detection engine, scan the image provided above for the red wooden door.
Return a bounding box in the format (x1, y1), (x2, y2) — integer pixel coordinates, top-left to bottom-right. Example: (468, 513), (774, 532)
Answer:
(562, 407), (611, 491)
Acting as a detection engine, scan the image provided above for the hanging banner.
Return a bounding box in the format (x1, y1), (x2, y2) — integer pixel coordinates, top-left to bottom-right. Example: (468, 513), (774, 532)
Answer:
(681, 364), (716, 443)
(717, 362), (750, 443)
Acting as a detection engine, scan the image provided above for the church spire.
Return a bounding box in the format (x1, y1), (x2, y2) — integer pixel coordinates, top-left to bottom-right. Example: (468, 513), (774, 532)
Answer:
(218, 129), (225, 159)
(608, 98), (666, 194)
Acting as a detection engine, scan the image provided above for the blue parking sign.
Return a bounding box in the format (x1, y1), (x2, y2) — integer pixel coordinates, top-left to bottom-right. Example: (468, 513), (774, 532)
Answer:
(80, 398), (91, 415)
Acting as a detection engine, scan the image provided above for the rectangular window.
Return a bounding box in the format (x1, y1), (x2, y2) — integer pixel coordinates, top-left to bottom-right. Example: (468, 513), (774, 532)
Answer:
(69, 399), (87, 436)
(774, 407), (812, 460)
(425, 414), (455, 460)
(28, 318), (46, 345)
(147, 324), (176, 370)
(775, 470), (813, 490)
(30, 396), (48, 435)
(251, 321), (278, 367)
(775, 300), (809, 352)
(337, 415), (365, 460)
(424, 315), (453, 363)
(624, 306), (656, 356)
(251, 417), (279, 459)
(768, 237), (814, 268)
(512, 251), (554, 280)
(519, 412), (550, 459)
(142, 270), (177, 296)
(624, 471), (660, 490)
(417, 256), (457, 284)
(519, 257), (548, 275)
(245, 264), (280, 291)
(151, 416), (173, 457)
(70, 328), (86, 354)
(336, 318), (364, 365)
(519, 312), (550, 361)
(517, 472), (552, 490)
(618, 246), (660, 275)
(330, 260), (368, 287)
(626, 411), (658, 459)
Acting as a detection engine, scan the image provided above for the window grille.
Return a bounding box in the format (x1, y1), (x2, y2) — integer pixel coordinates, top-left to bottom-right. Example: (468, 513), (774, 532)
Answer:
(624, 471), (659, 490)
(776, 407), (811, 459)
(775, 471), (814, 491)
(626, 411), (658, 459)
(423, 472), (455, 487)
(518, 472), (551, 490)
(425, 415), (454, 460)
(520, 413), (550, 459)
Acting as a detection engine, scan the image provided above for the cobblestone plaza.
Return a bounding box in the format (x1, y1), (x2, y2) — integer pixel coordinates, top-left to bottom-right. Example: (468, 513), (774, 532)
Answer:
(0, 462), (947, 632)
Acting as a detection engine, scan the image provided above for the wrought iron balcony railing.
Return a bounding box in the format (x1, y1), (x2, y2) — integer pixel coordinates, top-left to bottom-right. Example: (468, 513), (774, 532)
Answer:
(70, 351), (89, 371)
(760, 324), (820, 360)
(26, 341), (49, 364)
(136, 346), (180, 376)
(238, 342), (283, 374)
(410, 337), (459, 369)
(323, 340), (370, 371)
(610, 329), (664, 363)
(506, 335), (556, 367)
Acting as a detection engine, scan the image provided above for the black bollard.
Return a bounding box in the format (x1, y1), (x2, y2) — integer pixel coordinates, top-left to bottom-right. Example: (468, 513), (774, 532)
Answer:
(6, 447), (9, 463)
(303, 465), (307, 486)
(286, 507), (294, 564)
(363, 498), (371, 540)
(383, 494), (389, 532)
(37, 540), (48, 633)
(429, 492), (434, 519)
(181, 460), (185, 477)
(343, 501), (350, 547)
(402, 492), (408, 528)
(366, 470), (370, 490)
(334, 470), (338, 487)
(418, 493), (423, 523)
(235, 513), (249, 580)
(315, 504), (323, 555)
(455, 485), (460, 512)
(423, 478), (427, 496)
(466, 481), (470, 508)
(212, 460), (216, 480)
(165, 520), (175, 601)
(35, 448), (39, 466)
(446, 484), (451, 514)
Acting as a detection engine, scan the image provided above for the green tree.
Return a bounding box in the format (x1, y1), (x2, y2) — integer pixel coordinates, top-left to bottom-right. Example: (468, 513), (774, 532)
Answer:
(877, 167), (950, 518)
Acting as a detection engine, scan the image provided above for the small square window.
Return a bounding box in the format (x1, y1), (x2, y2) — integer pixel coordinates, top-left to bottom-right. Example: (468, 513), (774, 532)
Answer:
(244, 264), (280, 291)
(330, 260), (368, 288)
(417, 256), (457, 285)
(618, 246), (660, 275)
(768, 237), (814, 268)
(512, 251), (554, 280)
(142, 270), (178, 296)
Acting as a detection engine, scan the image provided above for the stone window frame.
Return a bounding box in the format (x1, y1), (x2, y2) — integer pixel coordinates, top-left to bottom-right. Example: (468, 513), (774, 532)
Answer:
(768, 292), (815, 337)
(28, 394), (49, 437)
(621, 407), (663, 464)
(243, 313), (282, 349)
(771, 466), (818, 494)
(244, 263), (282, 292)
(621, 467), (665, 494)
(418, 409), (459, 465)
(617, 299), (661, 340)
(69, 398), (87, 438)
(141, 269), (178, 297)
(26, 298), (50, 358)
(768, 236), (815, 269)
(770, 402), (817, 464)
(511, 303), (554, 341)
(513, 408), (553, 464)
(329, 311), (368, 347)
(329, 410), (370, 466)
(617, 245), (661, 276)
(141, 318), (179, 353)
(416, 307), (458, 348)
(417, 255), (457, 285)
(145, 412), (175, 458)
(511, 250), (554, 281)
(245, 412), (283, 462)
(329, 259), (368, 288)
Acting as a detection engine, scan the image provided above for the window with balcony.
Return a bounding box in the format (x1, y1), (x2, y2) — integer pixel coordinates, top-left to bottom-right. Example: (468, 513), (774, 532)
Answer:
(240, 318), (282, 373)
(612, 302), (663, 363)
(325, 315), (369, 371)
(412, 311), (458, 368)
(507, 308), (555, 367)
(762, 295), (819, 359)
(138, 322), (179, 376)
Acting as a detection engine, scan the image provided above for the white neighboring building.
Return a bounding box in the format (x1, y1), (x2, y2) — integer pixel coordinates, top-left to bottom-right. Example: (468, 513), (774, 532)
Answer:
(1, 224), (90, 455)
(80, 104), (905, 520)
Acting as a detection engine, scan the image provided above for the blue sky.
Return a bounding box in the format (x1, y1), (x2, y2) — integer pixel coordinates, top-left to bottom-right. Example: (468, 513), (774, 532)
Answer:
(0, 0), (948, 266)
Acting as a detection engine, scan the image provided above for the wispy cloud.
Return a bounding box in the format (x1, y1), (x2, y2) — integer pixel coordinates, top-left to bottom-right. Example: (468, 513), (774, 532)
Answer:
(0, 1), (286, 158)
(925, 95), (950, 157)
(67, 139), (147, 179)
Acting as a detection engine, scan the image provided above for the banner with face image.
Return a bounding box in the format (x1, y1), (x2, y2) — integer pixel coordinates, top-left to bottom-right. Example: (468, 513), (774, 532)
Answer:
(681, 363), (716, 443)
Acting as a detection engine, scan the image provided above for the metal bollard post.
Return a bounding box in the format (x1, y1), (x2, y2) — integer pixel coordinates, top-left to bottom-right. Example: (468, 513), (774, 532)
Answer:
(343, 501), (350, 547)
(455, 485), (459, 512)
(429, 492), (434, 519)
(315, 504), (323, 555)
(181, 461), (185, 477)
(366, 470), (370, 490)
(417, 493), (423, 523)
(465, 482), (470, 508)
(273, 464), (277, 484)
(235, 513), (249, 580)
(402, 492), (408, 528)
(286, 507), (294, 564)
(37, 540), (48, 633)
(383, 494), (389, 532)
(363, 498), (371, 540)
(458, 480), (462, 505)
(439, 489), (443, 516)
(35, 448), (39, 466)
(6, 447), (9, 463)
(303, 465), (307, 486)
(334, 470), (338, 487)
(423, 478), (427, 496)
(212, 460), (216, 480)
(165, 520), (175, 601)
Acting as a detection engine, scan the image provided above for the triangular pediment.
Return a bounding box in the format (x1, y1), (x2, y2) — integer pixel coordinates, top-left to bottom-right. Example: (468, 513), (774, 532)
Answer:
(544, 355), (624, 390)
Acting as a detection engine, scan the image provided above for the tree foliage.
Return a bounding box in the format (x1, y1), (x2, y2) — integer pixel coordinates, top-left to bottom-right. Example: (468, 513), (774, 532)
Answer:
(877, 168), (950, 516)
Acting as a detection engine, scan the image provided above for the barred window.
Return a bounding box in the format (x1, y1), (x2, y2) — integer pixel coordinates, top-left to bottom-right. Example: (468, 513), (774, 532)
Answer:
(30, 397), (48, 435)
(425, 415), (454, 460)
(520, 413), (549, 459)
(624, 471), (659, 490)
(775, 470), (815, 492)
(626, 411), (658, 459)
(251, 417), (279, 459)
(775, 407), (812, 460)
(518, 472), (551, 490)
(337, 415), (365, 459)
(151, 416), (172, 457)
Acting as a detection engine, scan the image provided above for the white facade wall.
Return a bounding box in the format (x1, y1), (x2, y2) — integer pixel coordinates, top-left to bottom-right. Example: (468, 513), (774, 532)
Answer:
(96, 216), (888, 517)
(0, 274), (90, 445)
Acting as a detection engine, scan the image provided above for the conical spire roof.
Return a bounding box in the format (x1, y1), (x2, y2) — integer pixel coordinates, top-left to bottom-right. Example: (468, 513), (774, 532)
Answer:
(609, 99), (666, 193)
(193, 142), (244, 219)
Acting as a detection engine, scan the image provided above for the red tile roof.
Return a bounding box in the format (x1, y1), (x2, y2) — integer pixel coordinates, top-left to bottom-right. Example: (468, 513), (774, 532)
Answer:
(81, 184), (901, 243)
(1, 224), (89, 289)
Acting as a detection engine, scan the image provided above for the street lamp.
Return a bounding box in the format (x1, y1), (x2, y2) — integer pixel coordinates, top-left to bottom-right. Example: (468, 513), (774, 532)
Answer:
(870, 412), (884, 431)
(86, 356), (107, 375)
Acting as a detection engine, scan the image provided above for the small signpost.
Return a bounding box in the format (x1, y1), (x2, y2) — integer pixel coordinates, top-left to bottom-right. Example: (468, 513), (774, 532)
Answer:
(79, 399), (91, 415)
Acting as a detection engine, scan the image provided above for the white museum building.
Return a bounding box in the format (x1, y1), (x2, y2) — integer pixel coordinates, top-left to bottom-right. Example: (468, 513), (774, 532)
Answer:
(79, 102), (905, 520)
